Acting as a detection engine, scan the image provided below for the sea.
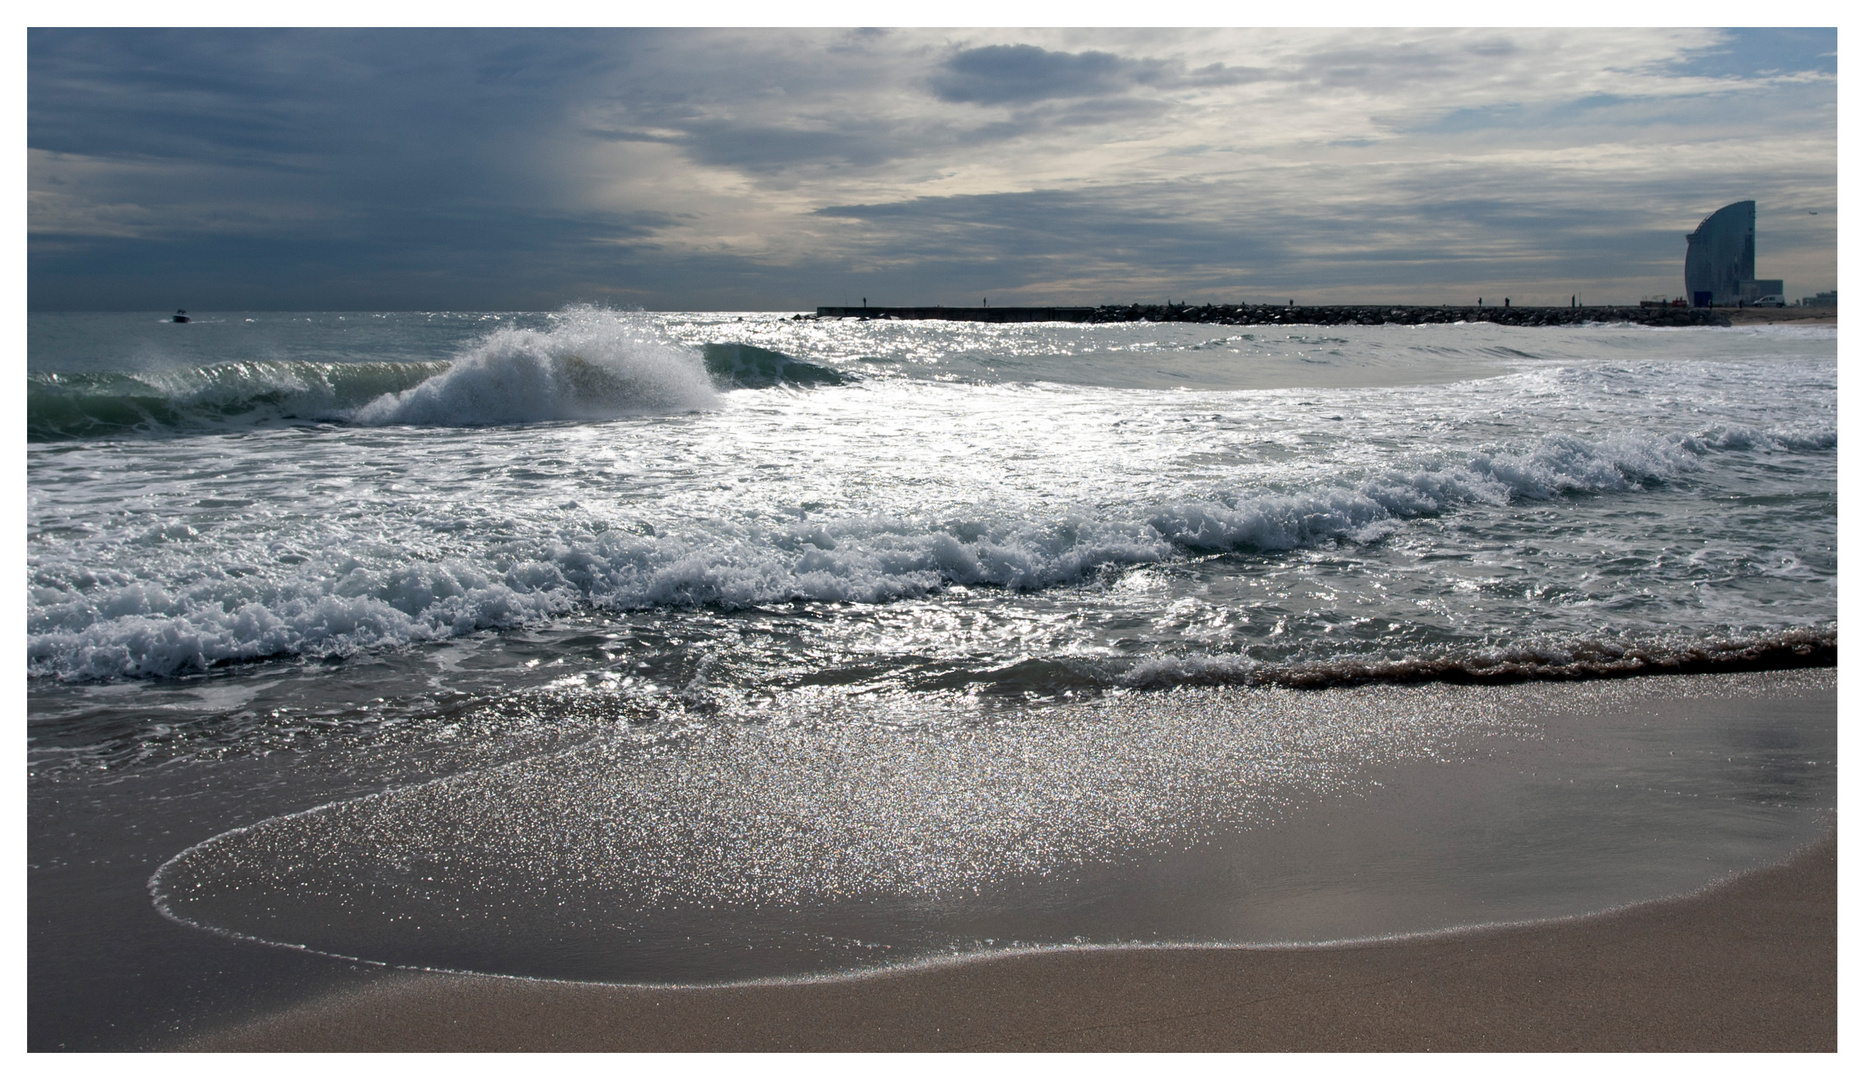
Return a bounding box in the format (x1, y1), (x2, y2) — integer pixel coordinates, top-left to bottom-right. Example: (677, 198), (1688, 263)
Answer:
(26, 307), (1838, 1048)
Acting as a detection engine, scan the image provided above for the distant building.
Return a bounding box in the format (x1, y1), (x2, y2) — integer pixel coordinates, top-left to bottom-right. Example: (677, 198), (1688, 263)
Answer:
(1682, 201), (1787, 306)
(1741, 279), (1785, 304)
(1685, 201), (1756, 307)
(1800, 290), (1836, 307)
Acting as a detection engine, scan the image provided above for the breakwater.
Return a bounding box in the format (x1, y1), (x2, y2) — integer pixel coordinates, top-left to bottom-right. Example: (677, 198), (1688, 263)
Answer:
(810, 304), (1729, 327)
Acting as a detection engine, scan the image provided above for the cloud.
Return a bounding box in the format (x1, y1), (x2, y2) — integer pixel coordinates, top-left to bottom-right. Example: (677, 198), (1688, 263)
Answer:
(932, 45), (1133, 104)
(806, 136), (1838, 305)
(929, 43), (1266, 106)
(653, 120), (923, 174)
(27, 28), (1838, 310)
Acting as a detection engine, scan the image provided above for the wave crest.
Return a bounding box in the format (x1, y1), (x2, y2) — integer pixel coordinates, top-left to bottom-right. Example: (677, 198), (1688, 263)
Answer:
(27, 361), (446, 440)
(28, 309), (864, 439)
(702, 342), (848, 388)
(354, 307), (717, 425)
(27, 423), (1833, 680)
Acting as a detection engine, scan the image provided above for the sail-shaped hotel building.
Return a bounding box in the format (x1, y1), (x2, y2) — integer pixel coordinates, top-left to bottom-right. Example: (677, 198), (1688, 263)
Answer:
(1685, 201), (1782, 306)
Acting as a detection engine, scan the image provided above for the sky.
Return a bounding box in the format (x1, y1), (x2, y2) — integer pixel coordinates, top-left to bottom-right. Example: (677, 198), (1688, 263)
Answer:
(27, 26), (1838, 311)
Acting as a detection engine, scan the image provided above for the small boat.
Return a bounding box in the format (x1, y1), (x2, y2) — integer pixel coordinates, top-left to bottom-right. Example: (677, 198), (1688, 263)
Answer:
(172, 309), (190, 323)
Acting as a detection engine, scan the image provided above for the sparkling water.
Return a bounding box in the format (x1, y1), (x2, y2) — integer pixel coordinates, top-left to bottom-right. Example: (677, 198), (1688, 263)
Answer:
(28, 308), (1835, 698)
(27, 308), (1837, 1018)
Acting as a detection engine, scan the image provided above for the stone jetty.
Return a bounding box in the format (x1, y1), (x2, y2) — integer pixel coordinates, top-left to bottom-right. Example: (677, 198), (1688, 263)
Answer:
(809, 303), (1728, 328)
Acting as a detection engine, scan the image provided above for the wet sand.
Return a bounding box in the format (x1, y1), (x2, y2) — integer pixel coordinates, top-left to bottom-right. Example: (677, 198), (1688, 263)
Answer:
(188, 830), (1835, 1052)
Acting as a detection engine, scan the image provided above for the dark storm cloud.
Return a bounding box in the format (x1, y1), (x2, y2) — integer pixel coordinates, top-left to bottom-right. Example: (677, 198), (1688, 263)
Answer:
(30, 29), (609, 166)
(29, 203), (684, 312)
(27, 25), (650, 284)
(29, 28), (662, 307)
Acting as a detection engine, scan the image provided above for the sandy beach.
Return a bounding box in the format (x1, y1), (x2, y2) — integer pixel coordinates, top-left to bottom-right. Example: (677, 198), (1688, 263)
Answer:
(25, 669), (1831, 1051)
(186, 828), (1834, 1052)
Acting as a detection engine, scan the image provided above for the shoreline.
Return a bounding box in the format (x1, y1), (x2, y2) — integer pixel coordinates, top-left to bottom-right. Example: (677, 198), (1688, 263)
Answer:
(31, 669), (1835, 1050)
(185, 829), (1837, 1051)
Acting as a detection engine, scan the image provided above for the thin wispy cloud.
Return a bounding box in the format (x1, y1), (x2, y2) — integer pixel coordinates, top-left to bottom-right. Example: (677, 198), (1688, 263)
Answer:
(28, 27), (1836, 310)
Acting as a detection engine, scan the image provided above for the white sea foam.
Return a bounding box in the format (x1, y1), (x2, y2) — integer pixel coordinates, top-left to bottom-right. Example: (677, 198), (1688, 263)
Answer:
(352, 307), (717, 426)
(26, 421), (1825, 680)
(26, 314), (1838, 681)
(1687, 423), (1838, 452)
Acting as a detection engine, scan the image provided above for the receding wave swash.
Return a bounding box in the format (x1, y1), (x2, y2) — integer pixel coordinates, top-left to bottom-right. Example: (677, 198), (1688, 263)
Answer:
(1126, 628), (1836, 690)
(27, 310), (856, 440)
(27, 421), (1834, 681)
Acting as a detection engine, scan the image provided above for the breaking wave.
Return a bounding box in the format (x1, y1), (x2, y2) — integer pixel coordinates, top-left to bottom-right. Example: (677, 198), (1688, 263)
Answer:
(27, 308), (857, 439)
(352, 308), (717, 425)
(26, 422), (1834, 680)
(27, 361), (447, 440)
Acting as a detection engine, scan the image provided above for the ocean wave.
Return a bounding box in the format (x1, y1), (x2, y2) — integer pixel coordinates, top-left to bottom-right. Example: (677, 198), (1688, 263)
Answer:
(702, 342), (848, 388)
(1684, 423), (1837, 453)
(352, 307), (717, 425)
(1141, 425), (1773, 552)
(27, 309), (857, 440)
(26, 360), (448, 440)
(25, 421), (1831, 680)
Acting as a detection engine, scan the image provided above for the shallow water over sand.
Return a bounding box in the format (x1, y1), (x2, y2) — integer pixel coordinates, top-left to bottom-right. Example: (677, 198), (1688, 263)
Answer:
(144, 671), (1833, 984)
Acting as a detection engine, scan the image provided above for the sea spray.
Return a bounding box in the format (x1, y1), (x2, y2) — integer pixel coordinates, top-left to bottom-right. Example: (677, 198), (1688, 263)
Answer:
(354, 306), (718, 425)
